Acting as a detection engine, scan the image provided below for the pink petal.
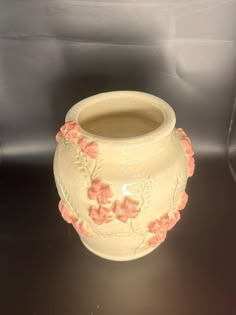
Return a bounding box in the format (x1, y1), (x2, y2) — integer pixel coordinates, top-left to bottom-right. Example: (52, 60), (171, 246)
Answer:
(73, 222), (91, 237)
(100, 206), (111, 214)
(128, 209), (140, 218)
(89, 206), (113, 225)
(167, 211), (180, 230)
(182, 138), (194, 157)
(85, 142), (98, 159)
(112, 201), (122, 215)
(60, 122), (80, 142)
(74, 124), (81, 132)
(123, 198), (139, 217)
(91, 179), (103, 192)
(117, 215), (128, 223)
(78, 137), (87, 151)
(63, 132), (70, 141)
(99, 206), (113, 223)
(99, 187), (113, 204)
(66, 121), (80, 131)
(88, 190), (98, 200)
(60, 121), (79, 134)
(148, 220), (160, 234)
(56, 131), (63, 142)
(159, 214), (171, 231)
(103, 186), (113, 198)
(67, 130), (79, 143)
(97, 187), (112, 205)
(177, 128), (188, 138)
(60, 124), (67, 133)
(65, 121), (75, 129)
(188, 156), (195, 177)
(178, 192), (188, 210)
(92, 218), (104, 225)
(89, 206), (99, 219)
(181, 138), (192, 152)
(58, 200), (77, 224)
(148, 231), (166, 247)
(124, 198), (136, 210)
(179, 129), (194, 159)
(97, 195), (105, 205)
(103, 214), (114, 223)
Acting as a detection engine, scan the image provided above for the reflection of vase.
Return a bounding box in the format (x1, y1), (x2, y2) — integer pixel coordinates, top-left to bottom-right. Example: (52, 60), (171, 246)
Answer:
(53, 91), (195, 261)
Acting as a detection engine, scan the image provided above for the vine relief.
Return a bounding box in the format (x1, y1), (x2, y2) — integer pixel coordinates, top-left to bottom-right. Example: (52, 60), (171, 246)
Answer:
(147, 191), (188, 248)
(58, 200), (92, 238)
(55, 121), (190, 249)
(55, 120), (149, 239)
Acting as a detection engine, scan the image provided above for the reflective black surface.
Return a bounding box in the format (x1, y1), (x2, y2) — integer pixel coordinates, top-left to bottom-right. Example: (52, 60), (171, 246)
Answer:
(1, 158), (236, 314)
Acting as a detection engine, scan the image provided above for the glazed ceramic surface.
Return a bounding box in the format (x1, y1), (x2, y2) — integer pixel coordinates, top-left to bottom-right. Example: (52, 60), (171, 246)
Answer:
(53, 91), (195, 261)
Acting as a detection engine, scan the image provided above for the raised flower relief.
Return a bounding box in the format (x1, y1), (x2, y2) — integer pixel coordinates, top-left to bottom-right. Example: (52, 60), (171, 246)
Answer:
(72, 221), (92, 237)
(78, 137), (98, 159)
(58, 200), (77, 224)
(187, 157), (195, 177)
(178, 191), (188, 211)
(148, 211), (180, 248)
(166, 211), (180, 230)
(89, 206), (114, 225)
(55, 121), (99, 161)
(56, 121), (147, 235)
(177, 128), (195, 177)
(148, 231), (167, 248)
(88, 180), (142, 225)
(148, 212), (180, 234)
(56, 131), (63, 142)
(88, 179), (113, 205)
(56, 120), (81, 143)
(177, 128), (188, 138)
(112, 198), (140, 223)
(58, 200), (92, 237)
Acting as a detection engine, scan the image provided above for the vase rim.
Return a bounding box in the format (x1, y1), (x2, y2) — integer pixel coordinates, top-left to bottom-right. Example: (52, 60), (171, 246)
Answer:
(65, 91), (176, 145)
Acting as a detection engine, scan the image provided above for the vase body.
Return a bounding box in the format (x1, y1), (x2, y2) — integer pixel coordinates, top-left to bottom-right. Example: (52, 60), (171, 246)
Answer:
(53, 91), (195, 261)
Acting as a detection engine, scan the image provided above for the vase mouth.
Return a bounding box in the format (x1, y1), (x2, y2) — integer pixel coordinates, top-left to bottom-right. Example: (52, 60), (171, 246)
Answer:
(66, 91), (176, 145)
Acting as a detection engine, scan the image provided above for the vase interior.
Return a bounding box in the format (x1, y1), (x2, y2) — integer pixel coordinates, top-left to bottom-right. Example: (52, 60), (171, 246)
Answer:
(79, 94), (164, 138)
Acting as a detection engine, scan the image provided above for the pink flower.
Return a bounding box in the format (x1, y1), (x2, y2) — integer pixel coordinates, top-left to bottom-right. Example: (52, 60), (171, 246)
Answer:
(58, 200), (77, 224)
(148, 219), (161, 234)
(78, 137), (98, 159)
(181, 138), (193, 156)
(148, 211), (180, 233)
(167, 211), (180, 230)
(113, 198), (140, 223)
(188, 155), (195, 177)
(148, 211), (180, 247)
(178, 128), (195, 177)
(60, 120), (81, 143)
(56, 131), (63, 142)
(177, 128), (188, 138)
(88, 180), (113, 205)
(178, 192), (188, 210)
(89, 206), (114, 225)
(148, 231), (167, 247)
(73, 221), (92, 237)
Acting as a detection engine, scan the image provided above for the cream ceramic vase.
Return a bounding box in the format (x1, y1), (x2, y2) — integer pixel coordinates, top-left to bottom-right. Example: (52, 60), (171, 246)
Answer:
(53, 91), (195, 261)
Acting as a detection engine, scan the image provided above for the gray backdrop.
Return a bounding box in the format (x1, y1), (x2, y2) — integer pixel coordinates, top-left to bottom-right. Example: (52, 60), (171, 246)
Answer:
(1, 1), (236, 315)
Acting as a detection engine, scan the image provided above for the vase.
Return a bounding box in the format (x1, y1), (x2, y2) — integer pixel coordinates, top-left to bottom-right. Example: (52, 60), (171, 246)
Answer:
(53, 91), (195, 261)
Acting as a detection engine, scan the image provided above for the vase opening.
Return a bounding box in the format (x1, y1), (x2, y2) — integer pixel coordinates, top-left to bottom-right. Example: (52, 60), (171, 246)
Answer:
(78, 94), (165, 139)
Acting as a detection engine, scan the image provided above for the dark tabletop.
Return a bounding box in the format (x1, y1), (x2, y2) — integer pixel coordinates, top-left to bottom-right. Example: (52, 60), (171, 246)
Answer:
(1, 157), (236, 315)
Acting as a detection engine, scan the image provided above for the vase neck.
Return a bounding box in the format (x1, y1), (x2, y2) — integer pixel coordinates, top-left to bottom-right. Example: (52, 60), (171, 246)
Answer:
(66, 91), (176, 148)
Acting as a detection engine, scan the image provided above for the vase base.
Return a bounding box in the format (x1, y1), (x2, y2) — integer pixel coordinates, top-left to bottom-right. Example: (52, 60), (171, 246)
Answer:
(80, 238), (158, 262)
